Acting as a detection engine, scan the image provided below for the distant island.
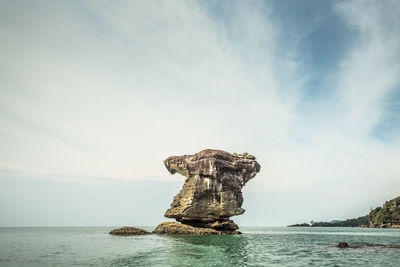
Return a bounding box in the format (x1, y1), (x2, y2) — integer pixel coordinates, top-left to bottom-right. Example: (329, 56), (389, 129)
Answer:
(288, 195), (400, 228)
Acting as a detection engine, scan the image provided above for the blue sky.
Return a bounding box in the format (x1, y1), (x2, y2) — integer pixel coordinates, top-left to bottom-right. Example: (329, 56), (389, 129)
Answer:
(1, 0), (400, 226)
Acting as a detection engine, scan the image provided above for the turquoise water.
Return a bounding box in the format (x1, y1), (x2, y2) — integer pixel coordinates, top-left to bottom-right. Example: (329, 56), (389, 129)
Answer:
(1, 226), (400, 266)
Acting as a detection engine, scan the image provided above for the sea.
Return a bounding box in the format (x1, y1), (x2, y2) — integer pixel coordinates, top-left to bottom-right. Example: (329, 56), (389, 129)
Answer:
(1, 226), (400, 266)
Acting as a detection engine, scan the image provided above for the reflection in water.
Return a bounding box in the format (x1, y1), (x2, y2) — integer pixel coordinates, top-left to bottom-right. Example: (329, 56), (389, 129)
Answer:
(165, 235), (249, 266)
(6, 227), (398, 266)
(108, 235), (250, 266)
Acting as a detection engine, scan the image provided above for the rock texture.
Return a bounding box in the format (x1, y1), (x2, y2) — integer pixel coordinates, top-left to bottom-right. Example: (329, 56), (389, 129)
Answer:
(337, 242), (349, 248)
(152, 222), (240, 235)
(109, 226), (151, 236)
(162, 149), (260, 233)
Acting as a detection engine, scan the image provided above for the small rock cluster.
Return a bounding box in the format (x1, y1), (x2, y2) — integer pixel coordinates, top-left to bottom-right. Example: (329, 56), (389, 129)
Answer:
(152, 222), (240, 235)
(109, 226), (150, 236)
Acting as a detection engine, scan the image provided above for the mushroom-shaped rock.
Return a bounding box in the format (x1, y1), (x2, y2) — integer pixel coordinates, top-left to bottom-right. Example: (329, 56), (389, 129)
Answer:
(163, 149), (260, 232)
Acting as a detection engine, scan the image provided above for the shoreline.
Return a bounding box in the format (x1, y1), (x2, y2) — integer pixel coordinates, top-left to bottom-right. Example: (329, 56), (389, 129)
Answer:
(288, 224), (400, 228)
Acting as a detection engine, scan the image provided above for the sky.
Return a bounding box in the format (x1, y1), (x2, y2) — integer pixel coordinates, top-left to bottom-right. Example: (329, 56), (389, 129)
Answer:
(1, 0), (400, 227)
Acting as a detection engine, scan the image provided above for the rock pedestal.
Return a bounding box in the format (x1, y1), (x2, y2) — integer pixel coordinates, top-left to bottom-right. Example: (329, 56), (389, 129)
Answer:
(152, 222), (240, 235)
(159, 149), (260, 234)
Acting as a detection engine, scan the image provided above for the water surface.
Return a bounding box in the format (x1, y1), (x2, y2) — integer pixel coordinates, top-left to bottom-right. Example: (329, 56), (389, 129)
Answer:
(1, 226), (400, 266)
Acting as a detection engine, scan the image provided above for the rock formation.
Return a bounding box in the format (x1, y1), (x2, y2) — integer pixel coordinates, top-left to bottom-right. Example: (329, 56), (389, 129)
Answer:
(337, 242), (349, 248)
(334, 242), (400, 249)
(109, 226), (151, 236)
(152, 222), (238, 235)
(158, 149), (260, 234)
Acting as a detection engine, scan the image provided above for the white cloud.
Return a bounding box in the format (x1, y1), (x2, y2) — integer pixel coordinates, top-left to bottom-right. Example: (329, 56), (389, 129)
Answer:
(0, 0), (399, 225)
(248, 0), (400, 219)
(0, 1), (292, 181)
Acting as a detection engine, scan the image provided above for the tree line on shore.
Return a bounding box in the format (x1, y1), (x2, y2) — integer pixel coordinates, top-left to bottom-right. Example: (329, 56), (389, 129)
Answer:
(288, 196), (400, 228)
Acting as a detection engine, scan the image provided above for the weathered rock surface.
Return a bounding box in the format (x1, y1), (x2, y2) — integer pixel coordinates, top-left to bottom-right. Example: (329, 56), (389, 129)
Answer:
(337, 242), (349, 248)
(163, 149), (260, 232)
(109, 226), (151, 236)
(152, 222), (240, 235)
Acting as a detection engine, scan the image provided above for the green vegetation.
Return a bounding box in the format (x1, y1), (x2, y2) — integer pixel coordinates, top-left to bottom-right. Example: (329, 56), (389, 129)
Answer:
(233, 152), (238, 157)
(243, 152), (248, 159)
(368, 196), (400, 227)
(287, 223), (310, 227)
(310, 216), (368, 227)
(290, 195), (400, 228)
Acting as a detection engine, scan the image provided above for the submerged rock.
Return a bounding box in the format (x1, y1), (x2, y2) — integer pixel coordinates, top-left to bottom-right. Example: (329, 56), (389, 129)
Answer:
(334, 242), (400, 249)
(152, 222), (240, 235)
(163, 149), (260, 233)
(109, 226), (151, 236)
(337, 242), (349, 248)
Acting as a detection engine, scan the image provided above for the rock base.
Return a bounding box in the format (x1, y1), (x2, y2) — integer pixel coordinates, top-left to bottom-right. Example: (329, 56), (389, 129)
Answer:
(368, 223), (400, 228)
(181, 219), (239, 231)
(152, 222), (241, 235)
(109, 226), (151, 236)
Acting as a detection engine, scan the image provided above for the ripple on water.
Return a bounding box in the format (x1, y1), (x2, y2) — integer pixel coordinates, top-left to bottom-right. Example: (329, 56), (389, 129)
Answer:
(0, 227), (400, 266)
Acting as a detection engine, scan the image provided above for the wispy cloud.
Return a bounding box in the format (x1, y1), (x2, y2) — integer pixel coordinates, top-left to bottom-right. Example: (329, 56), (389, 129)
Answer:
(0, 0), (399, 225)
